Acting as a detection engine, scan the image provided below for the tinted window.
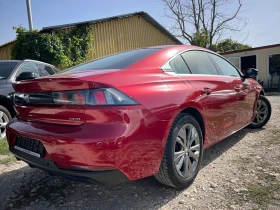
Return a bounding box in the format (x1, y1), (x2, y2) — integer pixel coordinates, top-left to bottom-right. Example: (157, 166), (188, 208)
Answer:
(169, 55), (191, 74)
(208, 53), (240, 77)
(65, 48), (160, 73)
(269, 54), (280, 74)
(0, 62), (18, 79)
(36, 63), (56, 76)
(17, 62), (40, 78)
(181, 51), (219, 75)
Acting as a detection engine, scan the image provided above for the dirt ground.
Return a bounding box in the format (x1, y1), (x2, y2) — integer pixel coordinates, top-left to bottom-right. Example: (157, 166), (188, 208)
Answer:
(0, 95), (279, 210)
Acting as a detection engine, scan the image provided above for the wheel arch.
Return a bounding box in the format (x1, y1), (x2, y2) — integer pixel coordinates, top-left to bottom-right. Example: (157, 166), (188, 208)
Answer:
(0, 95), (16, 117)
(260, 90), (265, 96)
(180, 107), (205, 143)
(162, 105), (206, 147)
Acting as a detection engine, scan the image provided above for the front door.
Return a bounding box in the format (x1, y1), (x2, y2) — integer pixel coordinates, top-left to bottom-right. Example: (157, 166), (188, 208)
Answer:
(207, 52), (258, 129)
(230, 78), (257, 127)
(180, 50), (237, 143)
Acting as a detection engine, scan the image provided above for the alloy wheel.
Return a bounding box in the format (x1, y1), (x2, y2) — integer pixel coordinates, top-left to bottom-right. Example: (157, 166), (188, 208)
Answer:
(0, 111), (9, 140)
(174, 124), (200, 179)
(252, 99), (268, 126)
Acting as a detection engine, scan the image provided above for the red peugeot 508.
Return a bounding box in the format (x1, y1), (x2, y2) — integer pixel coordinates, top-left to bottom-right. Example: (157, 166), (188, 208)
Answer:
(7, 45), (271, 188)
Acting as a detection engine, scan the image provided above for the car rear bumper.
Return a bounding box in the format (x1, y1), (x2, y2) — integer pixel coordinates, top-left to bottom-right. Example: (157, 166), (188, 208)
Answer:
(6, 107), (170, 181)
(10, 147), (129, 185)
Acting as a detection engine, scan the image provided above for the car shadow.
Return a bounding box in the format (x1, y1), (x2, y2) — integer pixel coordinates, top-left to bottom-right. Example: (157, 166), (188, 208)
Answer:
(0, 127), (265, 210)
(202, 127), (264, 168)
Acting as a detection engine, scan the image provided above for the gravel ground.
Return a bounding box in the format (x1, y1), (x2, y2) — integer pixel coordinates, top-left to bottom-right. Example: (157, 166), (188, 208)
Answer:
(0, 95), (279, 210)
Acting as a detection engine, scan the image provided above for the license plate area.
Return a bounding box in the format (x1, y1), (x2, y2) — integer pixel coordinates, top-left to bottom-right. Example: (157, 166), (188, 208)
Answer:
(15, 136), (45, 158)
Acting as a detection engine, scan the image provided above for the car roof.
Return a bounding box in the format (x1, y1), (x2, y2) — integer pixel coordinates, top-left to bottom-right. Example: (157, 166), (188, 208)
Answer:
(0, 60), (22, 63)
(0, 59), (56, 68)
(140, 45), (212, 55)
(143, 44), (206, 49)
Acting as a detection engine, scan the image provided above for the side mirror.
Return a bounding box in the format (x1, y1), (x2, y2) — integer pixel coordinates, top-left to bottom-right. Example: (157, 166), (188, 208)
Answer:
(242, 68), (258, 79)
(16, 72), (36, 81)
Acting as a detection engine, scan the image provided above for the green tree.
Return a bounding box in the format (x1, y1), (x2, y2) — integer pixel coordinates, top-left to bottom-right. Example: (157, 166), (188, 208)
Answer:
(11, 25), (93, 68)
(192, 30), (209, 48)
(212, 38), (251, 53)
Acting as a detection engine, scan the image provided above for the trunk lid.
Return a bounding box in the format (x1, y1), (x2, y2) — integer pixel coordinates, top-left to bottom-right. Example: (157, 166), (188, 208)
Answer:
(12, 69), (119, 125)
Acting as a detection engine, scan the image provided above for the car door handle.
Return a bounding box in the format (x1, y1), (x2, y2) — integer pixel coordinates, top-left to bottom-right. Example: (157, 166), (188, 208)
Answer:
(202, 87), (212, 95)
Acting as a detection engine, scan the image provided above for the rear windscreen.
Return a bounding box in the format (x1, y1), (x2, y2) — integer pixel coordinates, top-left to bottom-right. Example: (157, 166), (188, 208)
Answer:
(64, 48), (160, 73)
(0, 62), (18, 79)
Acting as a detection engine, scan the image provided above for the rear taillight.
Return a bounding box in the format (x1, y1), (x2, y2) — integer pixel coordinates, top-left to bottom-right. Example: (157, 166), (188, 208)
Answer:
(52, 90), (87, 105)
(15, 88), (139, 106)
(87, 88), (139, 105)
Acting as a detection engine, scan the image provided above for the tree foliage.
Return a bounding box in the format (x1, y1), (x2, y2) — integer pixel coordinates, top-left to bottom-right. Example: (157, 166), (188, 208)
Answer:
(11, 25), (94, 68)
(192, 30), (209, 48)
(212, 38), (251, 52)
(163, 0), (247, 49)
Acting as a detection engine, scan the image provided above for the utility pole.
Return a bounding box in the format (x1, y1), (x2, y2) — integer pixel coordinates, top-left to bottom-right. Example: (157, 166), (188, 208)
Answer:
(26, 0), (33, 30)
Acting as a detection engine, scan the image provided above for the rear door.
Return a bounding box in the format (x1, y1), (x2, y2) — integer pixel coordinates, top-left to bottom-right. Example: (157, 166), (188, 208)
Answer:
(180, 50), (237, 143)
(207, 53), (257, 128)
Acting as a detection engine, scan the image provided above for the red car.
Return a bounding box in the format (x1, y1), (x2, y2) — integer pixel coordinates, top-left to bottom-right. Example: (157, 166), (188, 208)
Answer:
(6, 45), (271, 188)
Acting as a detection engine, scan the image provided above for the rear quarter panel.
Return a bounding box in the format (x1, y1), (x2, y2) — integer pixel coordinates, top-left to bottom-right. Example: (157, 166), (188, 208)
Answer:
(94, 69), (210, 147)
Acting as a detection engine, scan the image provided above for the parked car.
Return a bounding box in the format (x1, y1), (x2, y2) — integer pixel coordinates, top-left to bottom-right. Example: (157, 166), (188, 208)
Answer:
(0, 60), (58, 140)
(6, 46), (271, 188)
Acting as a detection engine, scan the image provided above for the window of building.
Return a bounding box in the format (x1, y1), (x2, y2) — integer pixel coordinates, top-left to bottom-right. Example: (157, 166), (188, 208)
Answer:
(269, 54), (280, 74)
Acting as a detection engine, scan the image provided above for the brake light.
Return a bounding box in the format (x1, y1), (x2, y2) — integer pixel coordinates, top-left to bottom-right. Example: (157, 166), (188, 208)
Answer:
(93, 91), (106, 105)
(87, 88), (139, 105)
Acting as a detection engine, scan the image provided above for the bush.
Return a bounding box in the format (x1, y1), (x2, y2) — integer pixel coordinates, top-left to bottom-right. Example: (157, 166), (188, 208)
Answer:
(11, 25), (94, 68)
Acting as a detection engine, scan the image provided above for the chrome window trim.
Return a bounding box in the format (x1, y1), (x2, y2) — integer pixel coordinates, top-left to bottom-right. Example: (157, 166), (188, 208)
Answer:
(161, 48), (243, 78)
(164, 71), (241, 79)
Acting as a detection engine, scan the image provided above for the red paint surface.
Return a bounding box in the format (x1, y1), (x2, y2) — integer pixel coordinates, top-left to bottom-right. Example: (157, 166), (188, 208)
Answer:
(7, 45), (263, 181)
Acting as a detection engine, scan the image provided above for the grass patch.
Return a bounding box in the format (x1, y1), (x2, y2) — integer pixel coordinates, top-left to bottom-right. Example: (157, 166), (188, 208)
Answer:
(230, 171), (280, 209)
(232, 157), (252, 165)
(0, 156), (17, 165)
(0, 139), (10, 155)
(0, 139), (17, 165)
(246, 182), (280, 207)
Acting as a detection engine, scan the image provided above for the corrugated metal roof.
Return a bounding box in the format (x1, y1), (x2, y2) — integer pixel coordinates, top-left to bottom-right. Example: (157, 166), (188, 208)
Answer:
(221, 43), (280, 55)
(42, 11), (182, 44)
(0, 39), (15, 48)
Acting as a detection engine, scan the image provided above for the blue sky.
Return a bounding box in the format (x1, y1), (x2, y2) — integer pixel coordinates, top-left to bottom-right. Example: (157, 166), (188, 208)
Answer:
(0, 0), (279, 47)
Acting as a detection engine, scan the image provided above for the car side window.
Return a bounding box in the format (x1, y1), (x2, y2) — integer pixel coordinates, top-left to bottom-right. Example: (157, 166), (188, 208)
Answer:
(36, 63), (56, 77)
(17, 62), (40, 78)
(169, 55), (191, 74)
(208, 53), (240, 77)
(181, 51), (219, 75)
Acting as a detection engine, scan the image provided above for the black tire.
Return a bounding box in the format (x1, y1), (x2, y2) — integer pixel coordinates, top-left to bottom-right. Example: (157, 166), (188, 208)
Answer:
(155, 113), (203, 188)
(248, 95), (271, 129)
(0, 105), (12, 140)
